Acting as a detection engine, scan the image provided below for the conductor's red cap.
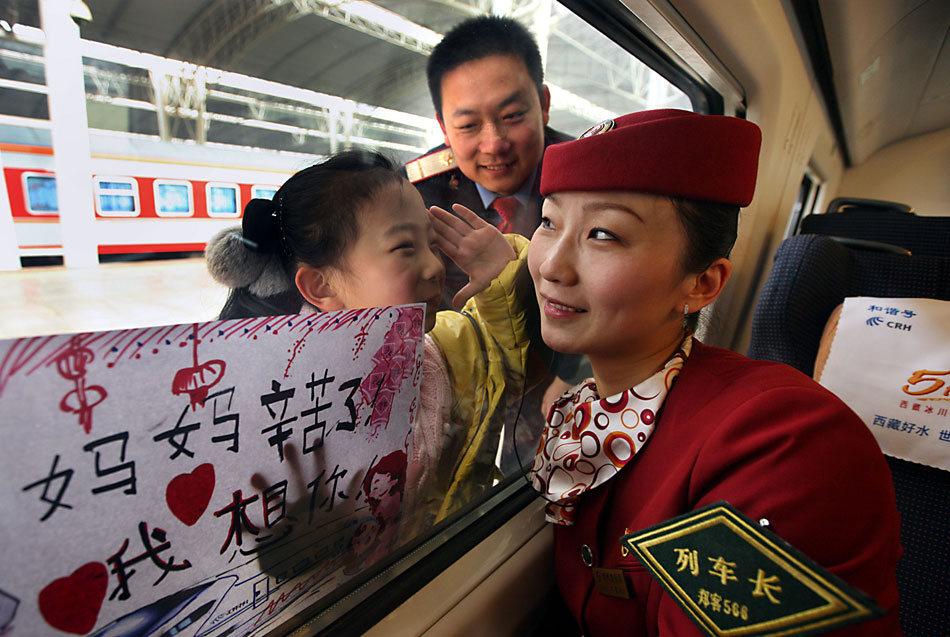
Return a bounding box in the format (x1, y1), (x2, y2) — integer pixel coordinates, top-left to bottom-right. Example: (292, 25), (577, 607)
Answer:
(540, 109), (762, 206)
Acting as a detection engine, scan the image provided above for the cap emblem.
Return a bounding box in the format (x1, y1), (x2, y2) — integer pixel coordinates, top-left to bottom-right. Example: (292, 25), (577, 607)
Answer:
(579, 119), (615, 138)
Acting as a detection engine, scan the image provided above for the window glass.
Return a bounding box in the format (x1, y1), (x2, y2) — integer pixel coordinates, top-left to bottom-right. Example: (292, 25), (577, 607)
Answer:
(154, 181), (193, 217)
(218, 3), (695, 631)
(95, 178), (139, 216)
(252, 186), (278, 201)
(0, 38), (49, 120)
(3, 2), (699, 632)
(23, 174), (58, 213)
(207, 184), (240, 217)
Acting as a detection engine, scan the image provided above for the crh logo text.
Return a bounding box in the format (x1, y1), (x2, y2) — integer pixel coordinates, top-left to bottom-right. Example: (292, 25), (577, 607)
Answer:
(866, 315), (912, 331)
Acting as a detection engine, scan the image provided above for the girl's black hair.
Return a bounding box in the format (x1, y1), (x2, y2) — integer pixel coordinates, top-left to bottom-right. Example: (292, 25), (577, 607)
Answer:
(217, 150), (403, 320)
(669, 197), (740, 332)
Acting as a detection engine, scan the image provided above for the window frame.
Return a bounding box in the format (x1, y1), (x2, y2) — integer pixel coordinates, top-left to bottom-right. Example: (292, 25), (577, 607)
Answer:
(271, 473), (543, 636)
(21, 171), (59, 215)
(205, 182), (242, 218)
(93, 176), (141, 218)
(785, 166), (824, 237)
(560, 0), (732, 115)
(153, 179), (195, 218)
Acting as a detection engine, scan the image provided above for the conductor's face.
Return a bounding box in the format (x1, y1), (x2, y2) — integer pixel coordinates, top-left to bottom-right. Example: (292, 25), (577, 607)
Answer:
(438, 54), (551, 197)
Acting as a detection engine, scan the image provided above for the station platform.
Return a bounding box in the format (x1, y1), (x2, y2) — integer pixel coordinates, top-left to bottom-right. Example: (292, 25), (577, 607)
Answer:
(0, 257), (228, 340)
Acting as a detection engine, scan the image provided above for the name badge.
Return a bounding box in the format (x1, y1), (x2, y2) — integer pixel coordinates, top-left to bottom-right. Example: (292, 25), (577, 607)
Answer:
(621, 501), (883, 636)
(592, 567), (630, 599)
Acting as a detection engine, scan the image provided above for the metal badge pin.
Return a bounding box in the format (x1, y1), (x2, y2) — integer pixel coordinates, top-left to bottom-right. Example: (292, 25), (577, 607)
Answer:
(581, 544), (594, 567)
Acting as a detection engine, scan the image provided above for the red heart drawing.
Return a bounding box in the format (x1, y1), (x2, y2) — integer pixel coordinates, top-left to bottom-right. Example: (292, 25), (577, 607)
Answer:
(38, 562), (108, 634)
(166, 463), (216, 526)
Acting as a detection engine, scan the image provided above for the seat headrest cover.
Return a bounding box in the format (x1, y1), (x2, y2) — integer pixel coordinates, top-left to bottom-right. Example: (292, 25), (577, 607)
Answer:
(540, 109), (762, 206)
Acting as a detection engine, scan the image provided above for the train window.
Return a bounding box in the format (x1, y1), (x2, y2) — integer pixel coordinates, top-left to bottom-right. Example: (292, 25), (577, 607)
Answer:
(93, 177), (140, 217)
(22, 173), (58, 214)
(270, 4), (703, 633)
(206, 183), (241, 217)
(0, 37), (49, 121)
(0, 2), (712, 633)
(153, 179), (194, 217)
(252, 186), (278, 201)
(784, 167), (823, 236)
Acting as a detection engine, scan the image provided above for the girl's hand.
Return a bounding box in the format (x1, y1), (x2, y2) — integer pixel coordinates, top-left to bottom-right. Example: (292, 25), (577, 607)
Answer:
(429, 204), (517, 309)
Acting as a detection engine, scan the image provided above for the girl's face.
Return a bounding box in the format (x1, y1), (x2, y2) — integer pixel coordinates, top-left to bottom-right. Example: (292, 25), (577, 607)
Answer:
(369, 471), (397, 501)
(331, 180), (445, 331)
(528, 191), (695, 386)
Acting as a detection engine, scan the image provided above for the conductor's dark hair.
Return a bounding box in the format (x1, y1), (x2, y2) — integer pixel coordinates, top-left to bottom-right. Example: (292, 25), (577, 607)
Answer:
(669, 197), (740, 332)
(427, 15), (544, 119)
(217, 150), (403, 320)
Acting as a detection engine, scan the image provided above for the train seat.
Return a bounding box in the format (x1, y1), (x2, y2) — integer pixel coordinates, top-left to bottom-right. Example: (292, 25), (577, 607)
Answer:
(746, 233), (950, 635)
(799, 197), (950, 257)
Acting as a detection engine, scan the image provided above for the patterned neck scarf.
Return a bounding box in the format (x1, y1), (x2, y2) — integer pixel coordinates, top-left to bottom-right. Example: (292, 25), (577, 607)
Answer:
(529, 337), (692, 525)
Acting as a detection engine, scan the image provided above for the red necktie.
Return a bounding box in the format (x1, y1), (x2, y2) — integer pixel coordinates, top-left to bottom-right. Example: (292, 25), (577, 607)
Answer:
(491, 196), (520, 234)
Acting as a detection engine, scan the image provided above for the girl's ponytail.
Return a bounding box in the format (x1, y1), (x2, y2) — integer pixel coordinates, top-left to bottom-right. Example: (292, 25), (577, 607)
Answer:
(206, 197), (299, 319)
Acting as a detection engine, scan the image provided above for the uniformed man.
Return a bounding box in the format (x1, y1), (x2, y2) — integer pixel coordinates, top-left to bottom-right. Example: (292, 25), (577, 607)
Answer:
(406, 15), (571, 310)
(407, 16), (585, 469)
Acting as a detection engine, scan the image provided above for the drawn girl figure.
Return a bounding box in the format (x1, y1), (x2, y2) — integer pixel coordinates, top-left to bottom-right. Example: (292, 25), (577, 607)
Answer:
(361, 450), (407, 558)
(207, 150), (543, 542)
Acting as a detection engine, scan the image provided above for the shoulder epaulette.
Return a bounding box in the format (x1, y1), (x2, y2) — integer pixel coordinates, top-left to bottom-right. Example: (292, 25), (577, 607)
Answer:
(405, 147), (457, 183)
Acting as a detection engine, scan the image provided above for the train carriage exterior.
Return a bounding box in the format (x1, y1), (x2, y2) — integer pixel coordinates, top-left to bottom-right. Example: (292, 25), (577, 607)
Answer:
(3, 134), (296, 257)
(0, 0), (946, 635)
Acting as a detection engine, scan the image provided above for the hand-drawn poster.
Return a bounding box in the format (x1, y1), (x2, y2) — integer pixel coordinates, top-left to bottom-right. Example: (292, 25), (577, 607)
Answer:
(0, 305), (426, 636)
(818, 297), (950, 471)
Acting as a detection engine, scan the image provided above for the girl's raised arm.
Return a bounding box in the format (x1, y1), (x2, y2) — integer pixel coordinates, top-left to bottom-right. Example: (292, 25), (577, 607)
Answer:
(428, 204), (518, 309)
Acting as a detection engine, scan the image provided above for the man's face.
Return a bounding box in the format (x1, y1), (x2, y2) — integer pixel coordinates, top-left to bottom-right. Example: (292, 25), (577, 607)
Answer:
(438, 54), (550, 196)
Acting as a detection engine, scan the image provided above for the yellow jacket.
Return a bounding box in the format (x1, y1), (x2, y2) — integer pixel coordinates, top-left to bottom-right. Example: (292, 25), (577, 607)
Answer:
(428, 234), (544, 521)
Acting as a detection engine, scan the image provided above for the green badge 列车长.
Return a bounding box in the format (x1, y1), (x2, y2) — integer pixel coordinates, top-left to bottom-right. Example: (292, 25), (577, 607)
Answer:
(621, 501), (883, 636)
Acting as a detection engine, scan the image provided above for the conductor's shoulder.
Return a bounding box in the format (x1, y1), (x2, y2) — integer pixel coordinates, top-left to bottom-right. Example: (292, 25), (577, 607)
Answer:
(405, 145), (458, 184)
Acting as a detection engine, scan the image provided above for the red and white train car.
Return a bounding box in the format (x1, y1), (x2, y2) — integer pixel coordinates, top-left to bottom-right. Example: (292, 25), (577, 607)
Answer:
(3, 129), (315, 259)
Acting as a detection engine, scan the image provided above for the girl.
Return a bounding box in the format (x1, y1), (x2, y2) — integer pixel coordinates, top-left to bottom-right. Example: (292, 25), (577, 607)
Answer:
(526, 110), (901, 635)
(206, 150), (539, 533)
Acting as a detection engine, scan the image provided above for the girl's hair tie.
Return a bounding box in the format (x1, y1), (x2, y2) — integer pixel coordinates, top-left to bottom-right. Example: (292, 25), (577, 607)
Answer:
(242, 197), (282, 254)
(205, 225), (291, 297)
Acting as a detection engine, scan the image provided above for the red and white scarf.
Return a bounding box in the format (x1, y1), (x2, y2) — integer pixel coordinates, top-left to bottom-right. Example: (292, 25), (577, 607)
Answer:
(529, 337), (692, 525)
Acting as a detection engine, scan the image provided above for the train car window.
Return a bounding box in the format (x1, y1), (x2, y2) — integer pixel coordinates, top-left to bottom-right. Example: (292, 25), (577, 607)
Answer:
(257, 3), (705, 634)
(1, 2), (718, 632)
(0, 37), (49, 121)
(83, 54), (159, 137)
(93, 177), (139, 217)
(251, 186), (278, 201)
(785, 167), (822, 236)
(22, 173), (57, 214)
(206, 183), (241, 218)
(153, 179), (194, 217)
